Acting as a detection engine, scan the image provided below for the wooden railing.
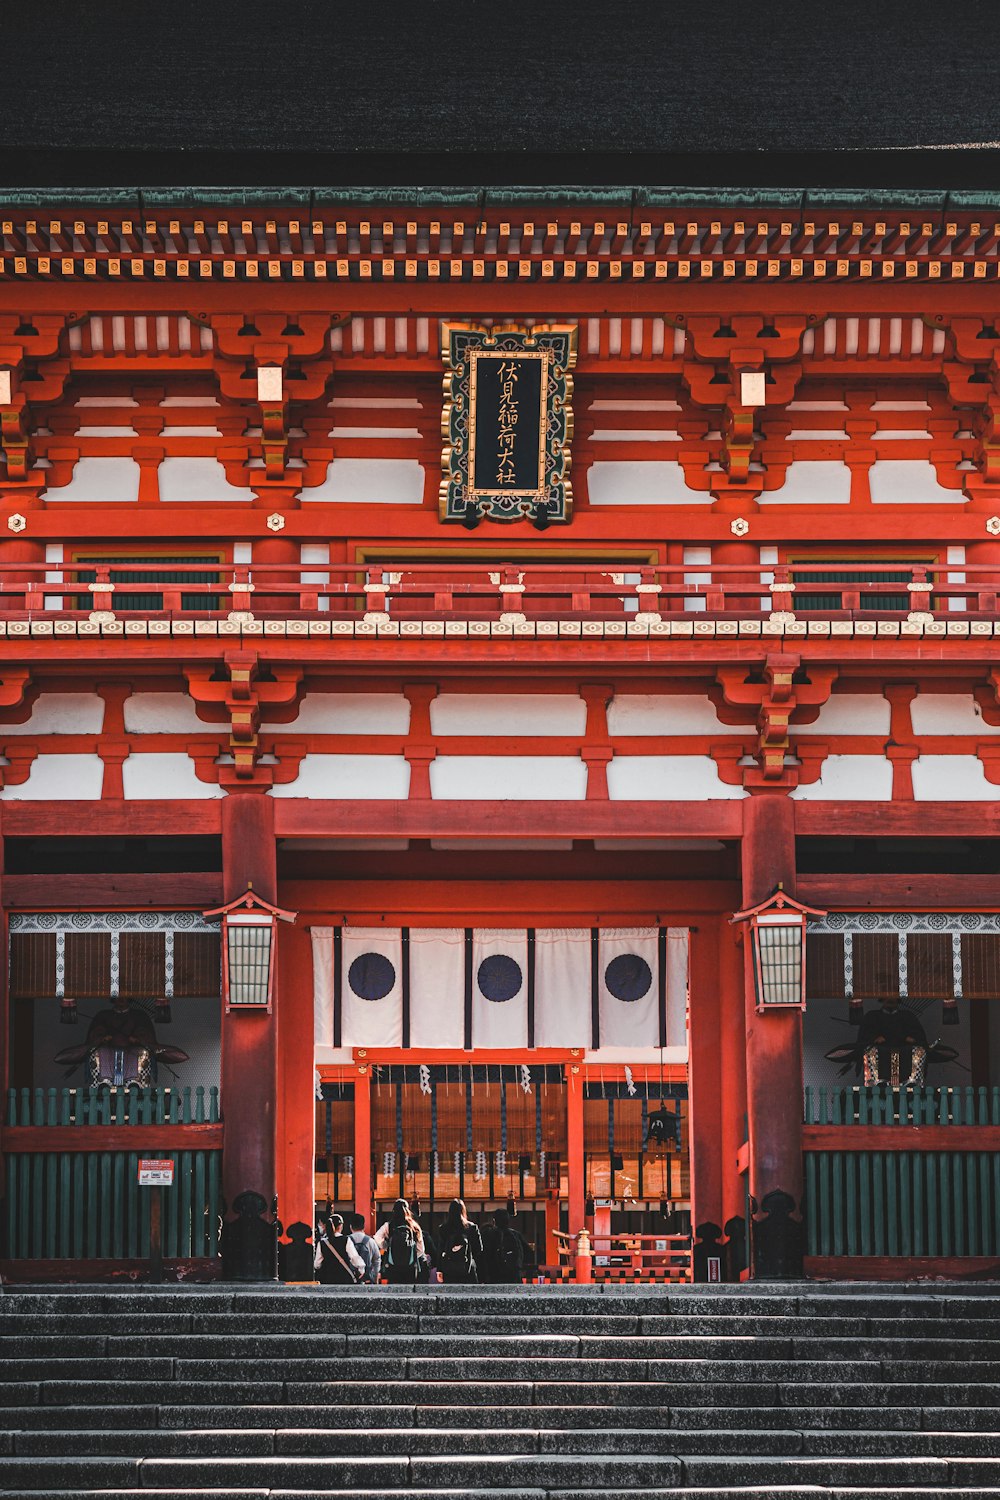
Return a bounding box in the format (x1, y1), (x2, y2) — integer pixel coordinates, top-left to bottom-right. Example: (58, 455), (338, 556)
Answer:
(5, 559), (999, 623)
(803, 1085), (1000, 1262)
(554, 1228), (692, 1283)
(2, 1085), (222, 1262)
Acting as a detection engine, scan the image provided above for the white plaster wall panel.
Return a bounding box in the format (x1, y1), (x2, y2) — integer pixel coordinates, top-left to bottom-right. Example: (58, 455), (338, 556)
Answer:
(431, 694), (586, 737)
(124, 693), (207, 734)
(912, 756), (1000, 801)
(259, 692), (411, 734)
(0, 693), (105, 735)
(869, 460), (962, 503)
(0, 754), (104, 800)
(43, 457), (140, 503)
(122, 753), (225, 800)
(303, 458), (424, 503)
(587, 460), (711, 504)
(608, 694), (745, 737)
(758, 462), (851, 505)
(430, 757), (588, 800)
(910, 694), (1000, 736)
(607, 756), (747, 799)
(269, 754), (411, 798)
(793, 695), (892, 736)
(789, 755), (893, 800)
(158, 457), (245, 502)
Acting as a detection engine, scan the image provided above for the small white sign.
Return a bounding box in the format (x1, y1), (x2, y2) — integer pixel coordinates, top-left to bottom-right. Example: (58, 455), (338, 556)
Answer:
(740, 370), (766, 407)
(138, 1159), (174, 1187)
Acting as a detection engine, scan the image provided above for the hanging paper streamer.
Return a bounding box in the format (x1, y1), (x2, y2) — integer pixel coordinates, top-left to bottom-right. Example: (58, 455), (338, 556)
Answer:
(624, 1064), (637, 1096)
(383, 1151), (396, 1178)
(419, 1063), (432, 1095)
(344, 1155), (353, 1176)
(520, 1063), (532, 1095)
(454, 1151), (462, 1175)
(314, 1069), (324, 1100)
(496, 1149), (506, 1180)
(475, 1150), (488, 1181)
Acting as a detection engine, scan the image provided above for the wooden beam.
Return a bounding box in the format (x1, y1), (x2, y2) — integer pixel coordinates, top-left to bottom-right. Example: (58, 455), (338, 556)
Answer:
(795, 803), (1000, 839)
(0, 1125), (223, 1152)
(799, 874), (1000, 909)
(805, 1254), (1000, 1280)
(3, 873), (223, 909)
(0, 802), (223, 837)
(804, 1124), (1000, 1151)
(273, 800), (744, 841)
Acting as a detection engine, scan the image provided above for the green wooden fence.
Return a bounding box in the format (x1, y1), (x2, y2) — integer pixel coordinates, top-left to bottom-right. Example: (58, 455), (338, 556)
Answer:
(3, 1085), (222, 1261)
(803, 1085), (1000, 1259)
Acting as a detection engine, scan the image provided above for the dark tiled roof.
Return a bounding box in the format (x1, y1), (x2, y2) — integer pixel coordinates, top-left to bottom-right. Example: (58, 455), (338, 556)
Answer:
(1, 0), (998, 190)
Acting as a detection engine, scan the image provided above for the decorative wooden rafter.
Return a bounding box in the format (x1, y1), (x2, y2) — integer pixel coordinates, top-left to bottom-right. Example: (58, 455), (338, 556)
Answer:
(715, 656), (838, 779)
(184, 651), (302, 783)
(0, 314), (71, 482)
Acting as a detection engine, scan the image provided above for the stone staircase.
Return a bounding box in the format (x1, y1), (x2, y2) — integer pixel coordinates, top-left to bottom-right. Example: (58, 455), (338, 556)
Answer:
(1, 1282), (999, 1497)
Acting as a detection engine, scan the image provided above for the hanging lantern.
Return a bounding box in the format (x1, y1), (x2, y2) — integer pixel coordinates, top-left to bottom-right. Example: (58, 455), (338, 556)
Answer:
(203, 887), (296, 1012)
(59, 995), (78, 1025)
(155, 996), (172, 1025)
(730, 885), (826, 1011)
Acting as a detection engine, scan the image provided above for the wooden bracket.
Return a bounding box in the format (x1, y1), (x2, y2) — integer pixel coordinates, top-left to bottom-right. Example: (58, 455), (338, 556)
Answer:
(185, 652), (302, 779)
(716, 656), (837, 780)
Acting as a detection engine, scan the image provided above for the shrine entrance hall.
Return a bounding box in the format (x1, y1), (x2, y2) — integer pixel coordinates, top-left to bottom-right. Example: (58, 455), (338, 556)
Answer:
(297, 841), (723, 1285)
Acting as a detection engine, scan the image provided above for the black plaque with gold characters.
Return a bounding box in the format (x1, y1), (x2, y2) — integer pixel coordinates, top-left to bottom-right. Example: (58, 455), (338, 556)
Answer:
(440, 323), (577, 524)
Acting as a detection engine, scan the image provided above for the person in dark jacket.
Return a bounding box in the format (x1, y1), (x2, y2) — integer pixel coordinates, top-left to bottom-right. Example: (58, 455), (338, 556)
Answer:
(314, 1212), (365, 1285)
(481, 1207), (530, 1284)
(436, 1198), (484, 1284)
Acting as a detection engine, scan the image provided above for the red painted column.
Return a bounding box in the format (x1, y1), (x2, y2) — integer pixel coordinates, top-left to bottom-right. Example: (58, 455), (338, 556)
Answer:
(275, 917), (316, 1277)
(687, 919), (723, 1241)
(220, 792), (278, 1277)
(566, 1062), (585, 1240)
(741, 791), (804, 1278)
(719, 911), (749, 1234)
(353, 1062), (372, 1222)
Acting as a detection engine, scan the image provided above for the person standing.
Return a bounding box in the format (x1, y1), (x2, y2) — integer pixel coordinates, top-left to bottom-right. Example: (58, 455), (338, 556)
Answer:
(374, 1198), (425, 1285)
(437, 1198), (484, 1284)
(349, 1211), (381, 1284)
(314, 1212), (366, 1285)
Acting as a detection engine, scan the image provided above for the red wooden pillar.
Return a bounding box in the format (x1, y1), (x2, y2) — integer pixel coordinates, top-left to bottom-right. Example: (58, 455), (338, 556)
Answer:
(719, 909), (749, 1233)
(741, 792), (804, 1278)
(353, 1062), (372, 1224)
(566, 1062), (585, 1241)
(687, 919), (724, 1241)
(220, 792), (278, 1278)
(275, 917), (316, 1278)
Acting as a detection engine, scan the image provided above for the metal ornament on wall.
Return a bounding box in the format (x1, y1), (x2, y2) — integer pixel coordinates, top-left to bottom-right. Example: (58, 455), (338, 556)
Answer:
(440, 322), (578, 524)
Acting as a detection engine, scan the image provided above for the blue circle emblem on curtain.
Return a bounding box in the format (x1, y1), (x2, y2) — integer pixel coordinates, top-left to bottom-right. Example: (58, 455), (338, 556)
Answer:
(477, 954), (522, 1003)
(605, 953), (652, 1003)
(348, 951), (396, 1002)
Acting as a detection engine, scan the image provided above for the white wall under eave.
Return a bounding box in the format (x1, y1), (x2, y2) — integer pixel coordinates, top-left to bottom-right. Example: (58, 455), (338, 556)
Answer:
(0, 693), (105, 735)
(259, 692), (411, 734)
(910, 694), (1000, 736)
(587, 460), (711, 505)
(431, 694), (587, 737)
(157, 457), (245, 502)
(430, 757), (588, 800)
(43, 457), (140, 503)
(607, 694), (745, 736)
(0, 754), (104, 800)
(302, 458), (425, 504)
(758, 461), (851, 505)
(123, 693), (208, 734)
(869, 459), (963, 503)
(912, 756), (1000, 801)
(793, 694), (892, 736)
(789, 755), (893, 800)
(607, 756), (747, 800)
(122, 754), (225, 800)
(269, 755), (411, 799)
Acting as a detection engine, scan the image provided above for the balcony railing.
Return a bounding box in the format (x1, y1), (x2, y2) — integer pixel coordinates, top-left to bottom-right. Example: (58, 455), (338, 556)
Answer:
(3, 561), (998, 628)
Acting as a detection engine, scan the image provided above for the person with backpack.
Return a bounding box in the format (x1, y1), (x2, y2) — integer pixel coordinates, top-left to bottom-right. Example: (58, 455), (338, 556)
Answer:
(486, 1207), (528, 1284)
(348, 1211), (381, 1285)
(437, 1199), (484, 1284)
(374, 1198), (424, 1285)
(314, 1212), (366, 1285)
